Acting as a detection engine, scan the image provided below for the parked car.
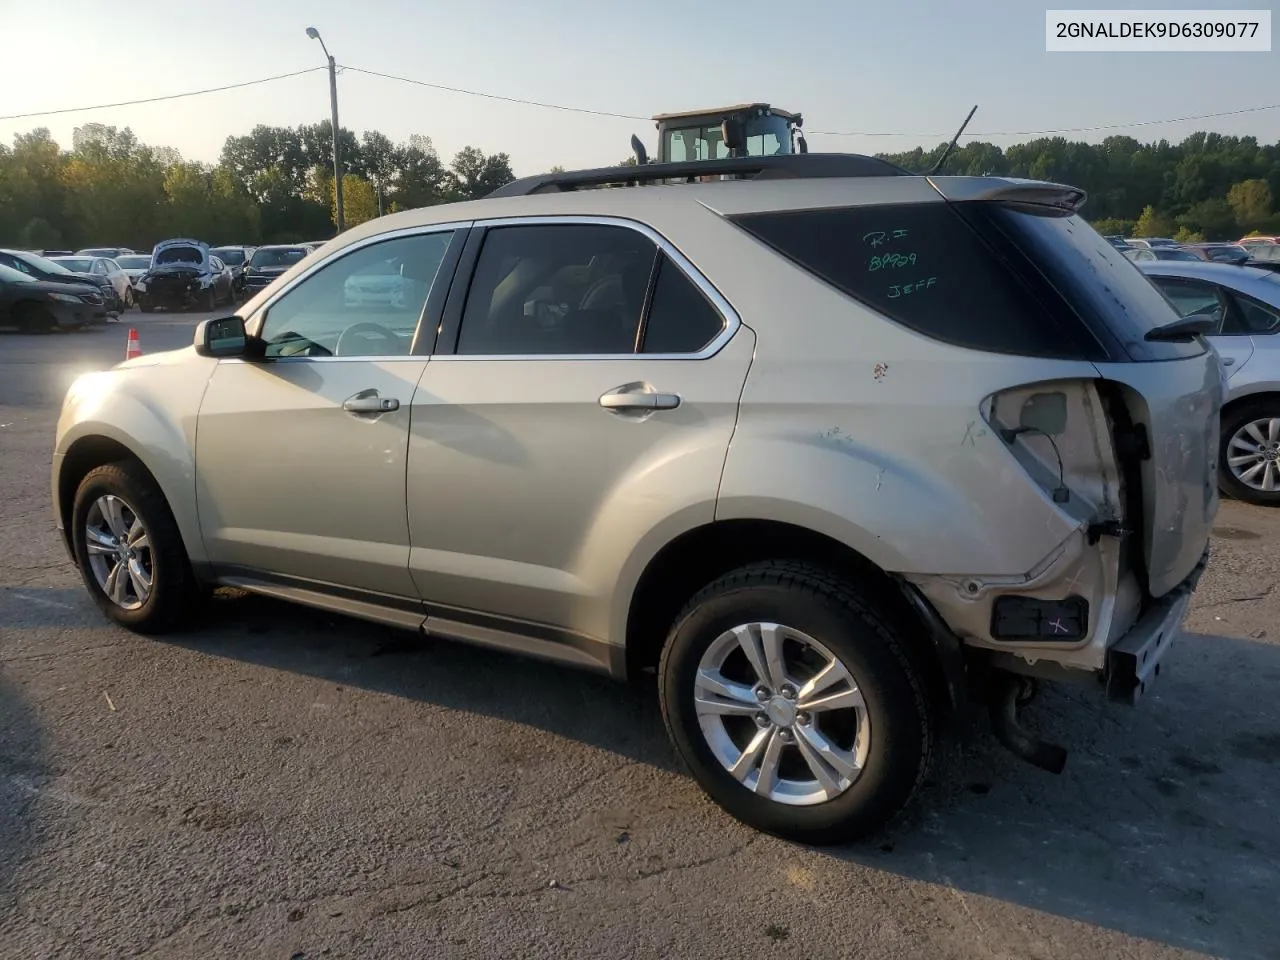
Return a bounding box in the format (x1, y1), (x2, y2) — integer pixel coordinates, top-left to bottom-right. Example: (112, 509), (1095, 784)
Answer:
(242, 244), (309, 295)
(0, 263), (105, 331)
(1140, 260), (1280, 505)
(0, 249), (114, 321)
(49, 255), (133, 311)
(135, 239), (235, 311)
(209, 246), (255, 296)
(77, 247), (136, 259)
(1238, 236), (1280, 247)
(1102, 235), (1132, 250)
(113, 254), (152, 287)
(1124, 237), (1177, 249)
(1124, 246), (1199, 262)
(53, 157), (1220, 844)
(1180, 243), (1252, 265)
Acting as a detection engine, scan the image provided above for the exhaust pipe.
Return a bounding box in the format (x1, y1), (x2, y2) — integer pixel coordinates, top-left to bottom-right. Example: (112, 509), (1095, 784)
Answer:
(988, 672), (1067, 774)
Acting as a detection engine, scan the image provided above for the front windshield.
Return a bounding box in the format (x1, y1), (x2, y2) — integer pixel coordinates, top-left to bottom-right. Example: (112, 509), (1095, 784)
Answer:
(212, 248), (246, 266)
(17, 252), (72, 275)
(250, 247), (307, 268)
(664, 113), (792, 161)
(116, 255), (151, 270)
(54, 257), (94, 272)
(155, 246), (203, 265)
(0, 264), (36, 283)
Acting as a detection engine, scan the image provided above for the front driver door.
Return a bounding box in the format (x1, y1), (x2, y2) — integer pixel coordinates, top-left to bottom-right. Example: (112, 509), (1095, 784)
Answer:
(195, 226), (463, 602)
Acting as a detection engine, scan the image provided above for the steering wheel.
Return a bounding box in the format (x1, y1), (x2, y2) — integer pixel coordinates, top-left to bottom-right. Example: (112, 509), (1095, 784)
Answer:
(335, 322), (403, 357)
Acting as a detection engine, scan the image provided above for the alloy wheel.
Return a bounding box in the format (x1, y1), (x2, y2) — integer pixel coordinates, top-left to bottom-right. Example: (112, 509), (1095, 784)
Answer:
(1227, 416), (1280, 493)
(84, 494), (153, 610)
(693, 622), (871, 806)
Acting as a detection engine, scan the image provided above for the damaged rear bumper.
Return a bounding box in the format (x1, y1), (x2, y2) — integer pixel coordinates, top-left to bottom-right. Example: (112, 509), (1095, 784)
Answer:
(1104, 546), (1210, 704)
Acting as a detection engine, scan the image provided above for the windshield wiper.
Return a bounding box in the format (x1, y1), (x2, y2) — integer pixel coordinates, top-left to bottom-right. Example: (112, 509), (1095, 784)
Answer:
(1145, 313), (1217, 342)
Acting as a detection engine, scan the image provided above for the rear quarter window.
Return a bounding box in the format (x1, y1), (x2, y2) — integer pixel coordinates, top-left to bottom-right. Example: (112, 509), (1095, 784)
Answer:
(732, 202), (1203, 362)
(729, 202), (1107, 360)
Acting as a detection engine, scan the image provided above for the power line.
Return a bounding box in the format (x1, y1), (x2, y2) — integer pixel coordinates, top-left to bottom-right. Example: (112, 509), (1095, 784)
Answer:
(811, 101), (1280, 140)
(0, 67), (327, 122)
(340, 65), (648, 121)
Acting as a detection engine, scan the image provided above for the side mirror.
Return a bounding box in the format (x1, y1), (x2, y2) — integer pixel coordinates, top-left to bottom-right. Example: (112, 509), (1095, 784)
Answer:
(194, 315), (248, 358)
(721, 116), (746, 152)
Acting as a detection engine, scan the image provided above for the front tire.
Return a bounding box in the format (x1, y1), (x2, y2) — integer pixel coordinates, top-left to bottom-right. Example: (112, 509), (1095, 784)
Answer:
(659, 561), (931, 844)
(71, 462), (200, 633)
(1219, 400), (1280, 506)
(15, 302), (55, 333)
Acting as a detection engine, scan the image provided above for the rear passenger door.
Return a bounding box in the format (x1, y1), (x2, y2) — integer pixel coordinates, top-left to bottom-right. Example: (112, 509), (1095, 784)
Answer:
(405, 217), (755, 638)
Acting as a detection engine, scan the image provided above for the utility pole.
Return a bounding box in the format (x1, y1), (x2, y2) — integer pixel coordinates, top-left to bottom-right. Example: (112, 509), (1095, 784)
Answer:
(306, 27), (344, 233)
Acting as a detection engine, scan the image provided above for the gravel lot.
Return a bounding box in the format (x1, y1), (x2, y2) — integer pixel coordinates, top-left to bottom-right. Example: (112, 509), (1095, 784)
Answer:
(1, 314), (1277, 959)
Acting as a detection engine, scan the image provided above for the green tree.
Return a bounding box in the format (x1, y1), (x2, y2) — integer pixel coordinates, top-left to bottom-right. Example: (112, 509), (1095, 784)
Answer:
(1090, 218), (1135, 237)
(334, 174), (378, 228)
(1133, 205), (1175, 238)
(1227, 178), (1273, 230)
(449, 146), (515, 201)
(1173, 226), (1205, 243)
(1176, 198), (1237, 241)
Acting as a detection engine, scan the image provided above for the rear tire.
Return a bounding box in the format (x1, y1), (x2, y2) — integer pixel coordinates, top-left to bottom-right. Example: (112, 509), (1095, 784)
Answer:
(658, 561), (931, 844)
(1219, 399), (1280, 506)
(70, 462), (201, 633)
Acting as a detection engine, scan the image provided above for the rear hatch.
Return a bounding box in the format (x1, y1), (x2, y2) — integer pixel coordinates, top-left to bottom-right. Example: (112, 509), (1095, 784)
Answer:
(939, 180), (1220, 597)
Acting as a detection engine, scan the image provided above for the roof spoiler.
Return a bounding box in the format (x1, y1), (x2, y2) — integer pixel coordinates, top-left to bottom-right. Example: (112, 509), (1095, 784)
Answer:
(928, 177), (1087, 213)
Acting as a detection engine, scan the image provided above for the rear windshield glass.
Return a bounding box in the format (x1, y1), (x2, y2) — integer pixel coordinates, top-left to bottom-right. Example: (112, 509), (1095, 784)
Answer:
(211, 248), (247, 265)
(251, 247), (307, 268)
(155, 246), (203, 265)
(116, 256), (151, 269)
(53, 258), (93, 272)
(968, 206), (1203, 361)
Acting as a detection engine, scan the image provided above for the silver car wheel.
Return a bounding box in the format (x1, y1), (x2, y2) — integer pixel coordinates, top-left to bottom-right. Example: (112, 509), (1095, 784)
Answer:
(1227, 416), (1280, 492)
(694, 622), (871, 806)
(84, 494), (153, 610)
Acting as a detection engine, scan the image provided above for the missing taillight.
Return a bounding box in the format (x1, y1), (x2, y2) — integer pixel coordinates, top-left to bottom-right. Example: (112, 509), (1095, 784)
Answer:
(991, 595), (1089, 641)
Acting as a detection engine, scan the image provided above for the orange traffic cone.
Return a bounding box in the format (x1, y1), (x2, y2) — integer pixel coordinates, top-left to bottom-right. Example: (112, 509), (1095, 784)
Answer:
(124, 328), (141, 361)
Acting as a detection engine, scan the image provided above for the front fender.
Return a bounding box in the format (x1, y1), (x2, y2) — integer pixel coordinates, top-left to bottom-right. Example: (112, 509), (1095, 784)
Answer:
(53, 354), (215, 565)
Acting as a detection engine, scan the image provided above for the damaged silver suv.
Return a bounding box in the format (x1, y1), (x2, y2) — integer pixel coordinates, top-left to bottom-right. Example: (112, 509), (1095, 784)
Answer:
(53, 155), (1220, 843)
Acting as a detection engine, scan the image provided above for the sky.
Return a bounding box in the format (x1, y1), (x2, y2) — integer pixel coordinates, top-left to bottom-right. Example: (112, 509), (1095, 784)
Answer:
(0, 0), (1276, 176)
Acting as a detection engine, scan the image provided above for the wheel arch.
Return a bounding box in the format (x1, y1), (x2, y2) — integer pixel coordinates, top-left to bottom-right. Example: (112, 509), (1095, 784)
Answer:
(622, 517), (960, 718)
(55, 425), (205, 570)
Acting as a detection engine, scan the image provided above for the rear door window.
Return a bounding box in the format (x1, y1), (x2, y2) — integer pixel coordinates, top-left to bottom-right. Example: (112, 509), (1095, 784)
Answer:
(455, 224), (656, 356)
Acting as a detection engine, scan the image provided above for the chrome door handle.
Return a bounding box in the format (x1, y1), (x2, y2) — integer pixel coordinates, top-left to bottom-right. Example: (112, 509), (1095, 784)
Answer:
(1222, 356), (1236, 366)
(343, 393), (399, 414)
(599, 389), (681, 411)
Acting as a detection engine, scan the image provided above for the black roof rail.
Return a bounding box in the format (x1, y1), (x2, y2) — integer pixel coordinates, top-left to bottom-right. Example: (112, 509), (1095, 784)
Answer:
(486, 153), (912, 199)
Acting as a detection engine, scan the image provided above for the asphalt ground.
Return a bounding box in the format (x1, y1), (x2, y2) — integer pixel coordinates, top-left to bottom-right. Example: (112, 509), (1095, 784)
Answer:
(1, 313), (1276, 959)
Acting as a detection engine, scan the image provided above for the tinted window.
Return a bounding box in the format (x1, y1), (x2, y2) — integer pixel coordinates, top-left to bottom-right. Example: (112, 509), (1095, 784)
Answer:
(212, 248), (246, 265)
(456, 224), (656, 355)
(116, 255), (150, 270)
(250, 247), (307, 268)
(641, 255), (725, 353)
(731, 203), (1105, 360)
(55, 257), (94, 272)
(259, 232), (453, 358)
(1230, 291), (1280, 334)
(971, 206), (1202, 361)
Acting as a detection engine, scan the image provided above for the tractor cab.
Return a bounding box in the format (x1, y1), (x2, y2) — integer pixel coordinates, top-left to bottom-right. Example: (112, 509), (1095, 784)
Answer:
(631, 103), (807, 166)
